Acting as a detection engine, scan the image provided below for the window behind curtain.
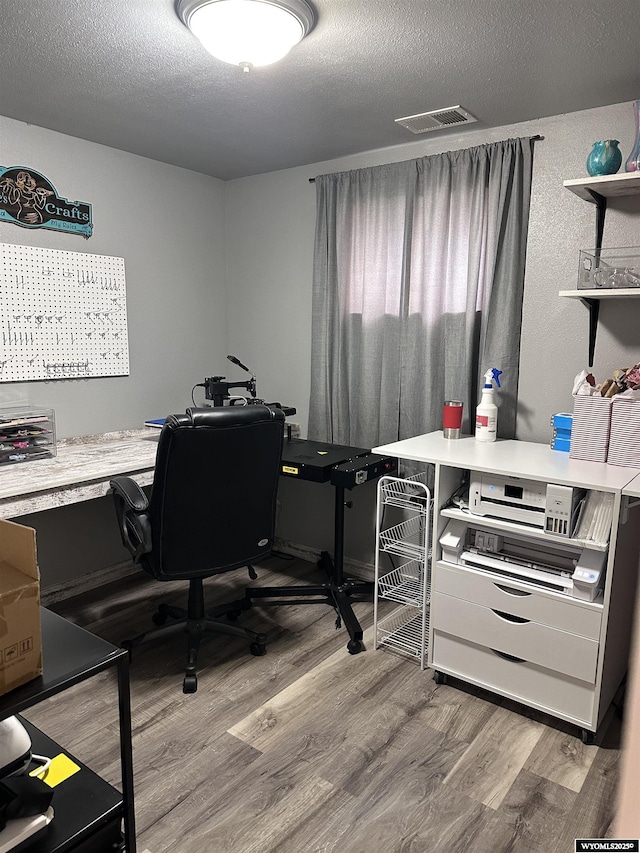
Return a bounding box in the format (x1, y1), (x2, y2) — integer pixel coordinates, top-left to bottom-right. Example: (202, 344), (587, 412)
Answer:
(308, 138), (535, 449)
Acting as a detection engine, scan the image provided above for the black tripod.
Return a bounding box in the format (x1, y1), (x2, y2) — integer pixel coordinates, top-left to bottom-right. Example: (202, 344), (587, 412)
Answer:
(245, 479), (372, 654)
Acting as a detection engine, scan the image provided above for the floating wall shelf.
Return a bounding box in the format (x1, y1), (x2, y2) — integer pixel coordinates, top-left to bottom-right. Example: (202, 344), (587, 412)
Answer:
(562, 172), (640, 365)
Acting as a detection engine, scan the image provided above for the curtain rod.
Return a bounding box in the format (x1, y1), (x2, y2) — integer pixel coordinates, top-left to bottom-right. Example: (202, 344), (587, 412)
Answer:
(308, 134), (545, 182)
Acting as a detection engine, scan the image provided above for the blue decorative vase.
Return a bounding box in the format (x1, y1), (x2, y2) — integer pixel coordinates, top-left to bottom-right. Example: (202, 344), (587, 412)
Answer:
(586, 140), (622, 176)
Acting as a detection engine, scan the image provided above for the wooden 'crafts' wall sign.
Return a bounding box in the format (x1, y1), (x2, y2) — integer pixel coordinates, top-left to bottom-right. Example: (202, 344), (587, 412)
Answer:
(0, 166), (93, 238)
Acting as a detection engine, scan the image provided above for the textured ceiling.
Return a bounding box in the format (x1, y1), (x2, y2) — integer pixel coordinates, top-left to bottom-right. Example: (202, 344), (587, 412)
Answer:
(1, 0), (638, 180)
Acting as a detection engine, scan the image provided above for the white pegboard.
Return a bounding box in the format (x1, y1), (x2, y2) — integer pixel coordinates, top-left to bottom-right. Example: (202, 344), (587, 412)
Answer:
(0, 243), (129, 382)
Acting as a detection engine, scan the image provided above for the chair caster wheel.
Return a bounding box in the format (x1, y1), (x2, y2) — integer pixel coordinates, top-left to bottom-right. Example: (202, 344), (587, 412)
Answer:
(152, 611), (168, 626)
(580, 728), (595, 745)
(183, 674), (198, 693)
(250, 642), (266, 656)
(347, 640), (362, 655)
(434, 670), (447, 685)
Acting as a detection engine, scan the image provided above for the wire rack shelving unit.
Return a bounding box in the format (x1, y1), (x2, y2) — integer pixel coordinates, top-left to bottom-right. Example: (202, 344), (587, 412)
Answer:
(374, 473), (431, 669)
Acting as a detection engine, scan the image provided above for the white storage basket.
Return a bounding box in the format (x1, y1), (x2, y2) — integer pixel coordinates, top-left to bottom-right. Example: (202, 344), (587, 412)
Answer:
(607, 396), (640, 467)
(569, 395), (612, 463)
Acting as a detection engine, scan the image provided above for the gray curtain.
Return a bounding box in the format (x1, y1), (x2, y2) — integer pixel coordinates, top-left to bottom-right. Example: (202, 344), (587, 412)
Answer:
(308, 137), (535, 448)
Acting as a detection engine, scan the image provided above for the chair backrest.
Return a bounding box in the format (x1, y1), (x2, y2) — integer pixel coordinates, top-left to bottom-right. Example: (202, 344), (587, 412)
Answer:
(143, 405), (285, 580)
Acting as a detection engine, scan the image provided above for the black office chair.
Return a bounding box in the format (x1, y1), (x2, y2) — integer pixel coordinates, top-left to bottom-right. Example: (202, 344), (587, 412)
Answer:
(109, 405), (285, 693)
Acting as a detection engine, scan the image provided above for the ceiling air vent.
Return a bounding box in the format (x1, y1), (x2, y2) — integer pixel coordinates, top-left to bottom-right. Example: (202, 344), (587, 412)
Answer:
(395, 106), (477, 134)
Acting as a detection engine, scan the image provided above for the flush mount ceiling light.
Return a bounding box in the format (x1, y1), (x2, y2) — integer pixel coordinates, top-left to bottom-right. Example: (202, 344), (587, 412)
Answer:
(176, 0), (316, 70)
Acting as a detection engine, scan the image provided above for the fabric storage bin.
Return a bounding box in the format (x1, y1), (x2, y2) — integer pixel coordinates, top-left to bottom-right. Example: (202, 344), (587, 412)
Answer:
(607, 396), (640, 467)
(570, 395), (612, 462)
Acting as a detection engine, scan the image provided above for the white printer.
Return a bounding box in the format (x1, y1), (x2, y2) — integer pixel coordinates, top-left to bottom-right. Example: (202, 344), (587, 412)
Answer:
(468, 472), (585, 537)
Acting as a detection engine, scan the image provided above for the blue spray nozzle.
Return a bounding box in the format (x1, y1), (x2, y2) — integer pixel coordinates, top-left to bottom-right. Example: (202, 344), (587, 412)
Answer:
(484, 368), (503, 388)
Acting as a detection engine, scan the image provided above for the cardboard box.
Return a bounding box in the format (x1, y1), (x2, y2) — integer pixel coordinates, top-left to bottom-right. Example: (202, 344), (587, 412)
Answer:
(0, 519), (42, 696)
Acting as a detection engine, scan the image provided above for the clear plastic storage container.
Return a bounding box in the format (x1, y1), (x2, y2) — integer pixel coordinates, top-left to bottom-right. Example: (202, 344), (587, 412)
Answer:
(578, 247), (640, 289)
(0, 407), (56, 466)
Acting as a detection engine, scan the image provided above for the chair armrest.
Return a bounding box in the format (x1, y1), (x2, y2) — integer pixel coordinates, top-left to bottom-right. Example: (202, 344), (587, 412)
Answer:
(110, 476), (149, 511)
(109, 476), (152, 562)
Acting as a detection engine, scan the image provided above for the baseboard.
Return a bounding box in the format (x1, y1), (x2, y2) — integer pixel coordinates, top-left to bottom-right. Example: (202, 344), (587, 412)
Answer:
(41, 560), (137, 605)
(273, 538), (374, 582)
(41, 543), (375, 606)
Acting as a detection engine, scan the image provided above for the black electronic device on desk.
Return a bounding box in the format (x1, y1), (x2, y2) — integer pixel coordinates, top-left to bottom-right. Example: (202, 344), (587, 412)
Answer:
(248, 437), (397, 655)
(198, 355), (296, 419)
(146, 356), (296, 432)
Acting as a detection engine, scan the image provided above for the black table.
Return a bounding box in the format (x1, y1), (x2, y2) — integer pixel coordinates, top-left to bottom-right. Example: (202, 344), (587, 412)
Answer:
(0, 609), (136, 852)
(247, 438), (397, 653)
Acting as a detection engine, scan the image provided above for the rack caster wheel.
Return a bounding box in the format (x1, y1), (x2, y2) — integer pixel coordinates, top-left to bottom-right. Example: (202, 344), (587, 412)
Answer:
(347, 639), (362, 655)
(580, 728), (595, 745)
(183, 674), (198, 693)
(434, 670), (447, 685)
(250, 642), (266, 656)
(152, 611), (168, 626)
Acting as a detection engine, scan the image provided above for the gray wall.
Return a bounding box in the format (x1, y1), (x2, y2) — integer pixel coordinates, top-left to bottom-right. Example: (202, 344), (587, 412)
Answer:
(2, 103), (639, 588)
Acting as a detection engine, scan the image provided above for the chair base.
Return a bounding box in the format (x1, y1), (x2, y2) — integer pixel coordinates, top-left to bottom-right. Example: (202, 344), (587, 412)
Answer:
(123, 578), (266, 693)
(246, 550), (371, 655)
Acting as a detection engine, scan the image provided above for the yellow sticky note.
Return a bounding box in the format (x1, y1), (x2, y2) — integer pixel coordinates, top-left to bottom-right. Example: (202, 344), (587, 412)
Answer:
(30, 753), (81, 788)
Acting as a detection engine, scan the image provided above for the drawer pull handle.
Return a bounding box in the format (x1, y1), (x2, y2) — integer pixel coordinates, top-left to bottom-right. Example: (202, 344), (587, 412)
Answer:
(491, 648), (527, 663)
(494, 583), (531, 597)
(491, 609), (530, 624)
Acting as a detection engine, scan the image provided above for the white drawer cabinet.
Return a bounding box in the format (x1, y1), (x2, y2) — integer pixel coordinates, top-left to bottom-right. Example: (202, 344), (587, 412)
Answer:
(434, 561), (603, 639)
(372, 432), (640, 742)
(431, 590), (599, 682)
(432, 631), (596, 725)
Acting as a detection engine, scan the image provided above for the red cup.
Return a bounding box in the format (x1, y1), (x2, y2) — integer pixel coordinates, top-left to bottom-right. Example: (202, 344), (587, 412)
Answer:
(443, 401), (463, 438)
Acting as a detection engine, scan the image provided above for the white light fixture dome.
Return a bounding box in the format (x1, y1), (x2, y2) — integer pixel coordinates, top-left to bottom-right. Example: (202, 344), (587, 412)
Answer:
(176, 0), (316, 70)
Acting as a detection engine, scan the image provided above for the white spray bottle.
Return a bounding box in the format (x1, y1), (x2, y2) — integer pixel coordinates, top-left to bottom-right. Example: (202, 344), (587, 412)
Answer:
(475, 368), (502, 443)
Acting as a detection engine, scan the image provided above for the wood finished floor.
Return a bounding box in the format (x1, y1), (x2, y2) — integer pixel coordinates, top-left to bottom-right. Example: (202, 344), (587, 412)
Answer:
(28, 556), (623, 853)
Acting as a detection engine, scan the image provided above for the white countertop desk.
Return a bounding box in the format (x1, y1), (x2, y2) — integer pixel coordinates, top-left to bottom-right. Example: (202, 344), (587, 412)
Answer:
(373, 432), (640, 493)
(0, 430), (159, 519)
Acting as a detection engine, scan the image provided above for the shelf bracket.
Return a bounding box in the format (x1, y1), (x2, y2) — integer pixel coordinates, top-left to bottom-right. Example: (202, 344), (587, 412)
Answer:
(579, 297), (600, 367)
(575, 188), (607, 366)
(584, 188), (607, 251)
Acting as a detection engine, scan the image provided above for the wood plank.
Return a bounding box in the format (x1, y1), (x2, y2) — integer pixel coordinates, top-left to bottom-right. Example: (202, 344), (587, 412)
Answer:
(550, 715), (622, 849)
(319, 774), (517, 853)
(140, 747), (352, 853)
(443, 705), (545, 809)
(498, 769), (578, 848)
(524, 720), (597, 792)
